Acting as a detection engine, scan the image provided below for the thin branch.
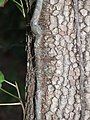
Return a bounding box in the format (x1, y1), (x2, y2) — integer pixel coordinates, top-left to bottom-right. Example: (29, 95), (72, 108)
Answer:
(15, 81), (25, 120)
(0, 88), (20, 100)
(4, 80), (16, 88)
(12, 0), (22, 8)
(0, 80), (25, 119)
(0, 102), (21, 106)
(20, 0), (26, 17)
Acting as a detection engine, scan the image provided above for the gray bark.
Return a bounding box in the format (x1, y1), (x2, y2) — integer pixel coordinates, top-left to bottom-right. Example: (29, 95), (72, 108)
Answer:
(25, 0), (90, 119)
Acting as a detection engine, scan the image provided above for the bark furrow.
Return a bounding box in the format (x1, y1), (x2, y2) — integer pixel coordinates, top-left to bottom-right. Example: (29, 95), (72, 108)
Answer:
(26, 0), (90, 119)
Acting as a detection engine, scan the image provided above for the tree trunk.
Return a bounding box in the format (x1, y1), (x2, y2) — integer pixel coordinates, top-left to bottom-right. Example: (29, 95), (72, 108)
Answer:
(25, 0), (90, 119)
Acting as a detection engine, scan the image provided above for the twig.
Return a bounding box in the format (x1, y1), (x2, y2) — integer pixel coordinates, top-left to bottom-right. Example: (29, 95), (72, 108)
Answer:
(4, 80), (16, 88)
(0, 88), (20, 100)
(0, 102), (21, 106)
(15, 81), (25, 120)
(12, 0), (22, 8)
(20, 0), (26, 17)
(0, 80), (25, 119)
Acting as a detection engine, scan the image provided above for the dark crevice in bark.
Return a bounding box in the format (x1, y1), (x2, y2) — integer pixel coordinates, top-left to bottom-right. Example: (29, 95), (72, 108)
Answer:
(29, 34), (37, 120)
(33, 73), (37, 120)
(29, 2), (38, 119)
(25, 1), (37, 119)
(31, 35), (37, 120)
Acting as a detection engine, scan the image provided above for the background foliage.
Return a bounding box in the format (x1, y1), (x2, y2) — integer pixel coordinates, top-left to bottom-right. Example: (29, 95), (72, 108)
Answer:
(0, 1), (26, 120)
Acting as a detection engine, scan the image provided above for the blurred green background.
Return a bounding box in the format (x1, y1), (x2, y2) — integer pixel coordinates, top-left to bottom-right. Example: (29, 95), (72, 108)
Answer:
(0, 1), (26, 120)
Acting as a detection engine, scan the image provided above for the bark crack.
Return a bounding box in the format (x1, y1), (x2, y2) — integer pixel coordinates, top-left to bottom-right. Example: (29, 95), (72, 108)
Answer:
(30, 0), (44, 120)
(73, 0), (85, 119)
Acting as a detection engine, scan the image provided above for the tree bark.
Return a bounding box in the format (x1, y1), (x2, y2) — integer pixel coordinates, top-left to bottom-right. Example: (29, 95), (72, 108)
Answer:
(25, 0), (90, 119)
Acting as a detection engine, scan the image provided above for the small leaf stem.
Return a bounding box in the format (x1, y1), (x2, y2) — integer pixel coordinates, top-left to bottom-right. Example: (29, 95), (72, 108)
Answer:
(4, 80), (16, 88)
(0, 88), (20, 100)
(15, 81), (25, 119)
(19, 0), (26, 17)
(0, 102), (21, 106)
(12, 0), (22, 8)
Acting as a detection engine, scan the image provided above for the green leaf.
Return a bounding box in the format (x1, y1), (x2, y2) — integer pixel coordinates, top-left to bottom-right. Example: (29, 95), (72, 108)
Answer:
(0, 71), (5, 84)
(0, 0), (8, 7)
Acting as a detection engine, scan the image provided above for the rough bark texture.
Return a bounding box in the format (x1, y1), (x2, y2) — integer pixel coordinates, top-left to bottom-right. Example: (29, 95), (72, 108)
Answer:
(25, 35), (35, 120)
(26, 0), (90, 119)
